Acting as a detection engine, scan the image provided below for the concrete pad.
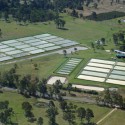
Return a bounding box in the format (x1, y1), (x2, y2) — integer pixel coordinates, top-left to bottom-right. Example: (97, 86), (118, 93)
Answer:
(47, 76), (67, 85)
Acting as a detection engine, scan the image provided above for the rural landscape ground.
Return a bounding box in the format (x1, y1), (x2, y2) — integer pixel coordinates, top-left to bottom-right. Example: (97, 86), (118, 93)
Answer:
(0, 1), (125, 125)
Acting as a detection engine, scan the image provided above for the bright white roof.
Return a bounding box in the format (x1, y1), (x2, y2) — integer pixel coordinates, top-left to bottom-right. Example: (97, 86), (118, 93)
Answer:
(77, 75), (105, 82)
(90, 59), (115, 65)
(87, 62), (113, 69)
(37, 43), (55, 48)
(29, 49), (45, 54)
(5, 50), (23, 55)
(44, 46), (61, 51)
(0, 47), (16, 52)
(22, 47), (37, 52)
(0, 45), (9, 49)
(116, 62), (125, 67)
(0, 56), (13, 61)
(114, 66), (125, 71)
(81, 70), (107, 78)
(2, 40), (18, 44)
(106, 79), (125, 86)
(84, 66), (110, 73)
(17, 37), (35, 41)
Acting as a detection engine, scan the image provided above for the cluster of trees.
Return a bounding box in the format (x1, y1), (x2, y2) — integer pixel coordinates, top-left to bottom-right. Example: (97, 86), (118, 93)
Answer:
(60, 100), (95, 125)
(91, 38), (106, 52)
(87, 11), (125, 21)
(113, 31), (125, 51)
(21, 99), (95, 125)
(0, 65), (19, 88)
(46, 101), (58, 125)
(0, 0), (57, 23)
(22, 101), (43, 124)
(0, 101), (14, 124)
(96, 89), (125, 109)
(0, 0), (93, 23)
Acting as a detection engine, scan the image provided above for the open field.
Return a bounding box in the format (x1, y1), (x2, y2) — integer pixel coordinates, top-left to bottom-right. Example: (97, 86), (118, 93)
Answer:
(0, 14), (121, 45)
(99, 109), (125, 125)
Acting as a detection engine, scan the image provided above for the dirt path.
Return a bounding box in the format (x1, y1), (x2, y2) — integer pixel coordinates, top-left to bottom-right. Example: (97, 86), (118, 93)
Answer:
(96, 108), (117, 125)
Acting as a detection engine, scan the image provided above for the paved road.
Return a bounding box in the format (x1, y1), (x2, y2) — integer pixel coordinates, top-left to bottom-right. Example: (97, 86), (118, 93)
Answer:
(0, 46), (88, 66)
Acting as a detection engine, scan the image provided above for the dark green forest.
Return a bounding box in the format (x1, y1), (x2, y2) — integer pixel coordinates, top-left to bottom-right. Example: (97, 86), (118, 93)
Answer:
(0, 0), (85, 23)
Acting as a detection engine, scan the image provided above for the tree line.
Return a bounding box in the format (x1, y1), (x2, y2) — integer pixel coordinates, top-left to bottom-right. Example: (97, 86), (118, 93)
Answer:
(112, 30), (125, 51)
(96, 89), (125, 109)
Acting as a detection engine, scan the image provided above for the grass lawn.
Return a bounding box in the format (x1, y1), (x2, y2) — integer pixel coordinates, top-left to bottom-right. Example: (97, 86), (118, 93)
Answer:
(99, 109), (125, 125)
(0, 91), (112, 125)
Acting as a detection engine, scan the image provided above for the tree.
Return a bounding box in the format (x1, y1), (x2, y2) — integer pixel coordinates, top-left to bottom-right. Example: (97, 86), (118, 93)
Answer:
(0, 29), (2, 38)
(113, 34), (118, 45)
(74, 47), (77, 53)
(46, 102), (58, 125)
(77, 107), (86, 122)
(37, 79), (47, 98)
(101, 38), (106, 45)
(118, 19), (121, 24)
(37, 117), (43, 125)
(63, 111), (75, 125)
(0, 101), (14, 124)
(67, 83), (72, 94)
(91, 42), (95, 52)
(22, 102), (32, 112)
(118, 33), (124, 42)
(92, 12), (97, 20)
(60, 101), (68, 111)
(53, 80), (63, 99)
(54, 18), (66, 29)
(4, 11), (9, 22)
(85, 108), (94, 124)
(94, 3), (98, 9)
(103, 89), (112, 106)
(63, 50), (67, 57)
(22, 102), (34, 118)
